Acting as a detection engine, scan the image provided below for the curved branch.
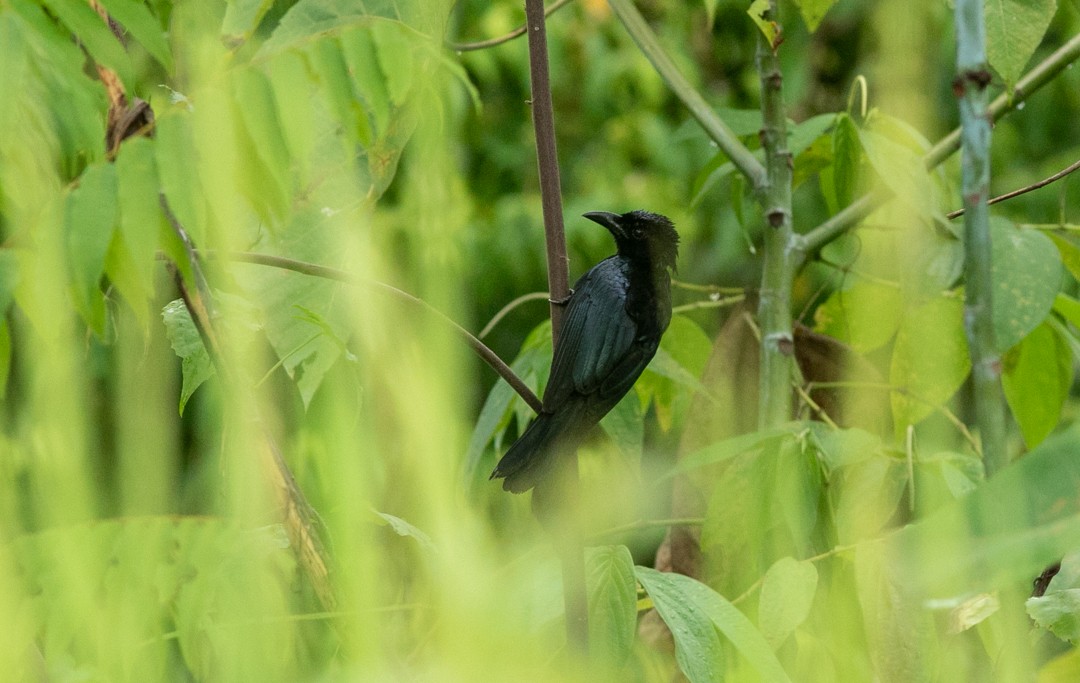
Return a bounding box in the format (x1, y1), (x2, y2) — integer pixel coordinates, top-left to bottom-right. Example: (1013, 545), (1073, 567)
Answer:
(447, 0), (576, 52)
(607, 0), (768, 194)
(202, 250), (544, 414)
(479, 291), (550, 338)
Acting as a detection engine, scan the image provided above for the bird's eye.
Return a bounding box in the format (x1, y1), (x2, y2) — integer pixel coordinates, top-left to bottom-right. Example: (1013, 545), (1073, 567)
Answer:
(632, 227), (646, 239)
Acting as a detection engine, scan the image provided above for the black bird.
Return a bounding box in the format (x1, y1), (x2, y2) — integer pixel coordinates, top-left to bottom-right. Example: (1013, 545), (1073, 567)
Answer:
(491, 210), (679, 493)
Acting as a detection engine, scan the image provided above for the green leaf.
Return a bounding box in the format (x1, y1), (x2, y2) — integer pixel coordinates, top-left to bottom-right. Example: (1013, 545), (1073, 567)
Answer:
(339, 27), (392, 136)
(1047, 231), (1080, 282)
(97, 0), (173, 71)
(0, 248), (20, 316)
(65, 163), (118, 334)
(890, 424), (1080, 598)
(667, 424), (804, 478)
(809, 424), (882, 472)
(600, 391), (644, 460)
(793, 0), (837, 31)
(985, 0), (1057, 88)
(889, 296), (970, 430)
(832, 453), (907, 544)
(991, 217), (1062, 353)
(40, 0), (135, 88)
(371, 20), (416, 107)
(161, 299), (216, 414)
(813, 280), (903, 354)
(1054, 292), (1080, 329)
(587, 545), (637, 666)
(831, 113), (861, 210)
(307, 35), (373, 148)
(0, 321), (10, 400)
(1002, 322), (1072, 448)
(636, 567), (794, 683)
(266, 50), (317, 184)
(747, 0), (780, 50)
(231, 67), (292, 220)
(859, 128), (939, 218)
(222, 0), (275, 43)
(758, 557), (818, 649)
(1028, 589), (1080, 643)
(703, 0), (719, 25)
(109, 138), (165, 326)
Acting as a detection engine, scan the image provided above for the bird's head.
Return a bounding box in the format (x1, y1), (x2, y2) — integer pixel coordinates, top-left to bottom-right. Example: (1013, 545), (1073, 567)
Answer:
(583, 209), (680, 272)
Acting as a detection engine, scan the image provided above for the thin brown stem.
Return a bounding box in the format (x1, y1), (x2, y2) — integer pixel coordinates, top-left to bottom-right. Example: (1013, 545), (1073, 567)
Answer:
(196, 250), (544, 414)
(447, 0), (576, 52)
(947, 157), (1080, 219)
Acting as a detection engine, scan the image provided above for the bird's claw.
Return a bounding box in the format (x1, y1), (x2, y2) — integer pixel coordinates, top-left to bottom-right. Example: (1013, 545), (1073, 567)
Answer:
(549, 289), (574, 306)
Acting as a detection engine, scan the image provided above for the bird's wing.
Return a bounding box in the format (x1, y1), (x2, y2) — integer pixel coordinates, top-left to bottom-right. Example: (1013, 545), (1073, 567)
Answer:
(543, 260), (639, 409)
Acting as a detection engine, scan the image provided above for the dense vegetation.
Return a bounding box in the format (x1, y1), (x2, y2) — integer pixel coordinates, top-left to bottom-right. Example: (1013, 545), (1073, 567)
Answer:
(2, 0), (1080, 680)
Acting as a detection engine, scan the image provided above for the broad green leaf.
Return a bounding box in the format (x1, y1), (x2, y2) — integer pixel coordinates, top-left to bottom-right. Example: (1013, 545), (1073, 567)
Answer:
(222, 0), (274, 42)
(758, 557), (818, 649)
(65, 163), (118, 334)
(109, 137), (165, 326)
(693, 114), (834, 204)
(0, 248), (20, 315)
(1046, 231), (1080, 281)
(162, 299), (215, 414)
(985, 0), (1057, 88)
(340, 27), (392, 136)
(809, 424), (881, 472)
(859, 128), (938, 218)
(258, 0), (441, 57)
(636, 567), (794, 683)
(41, 0), (135, 88)
(155, 113), (206, 247)
(666, 424), (804, 478)
(266, 50), (317, 185)
(991, 217), (1062, 352)
(1054, 293), (1080, 329)
(600, 391), (644, 460)
(234, 210), (352, 408)
(832, 454), (907, 544)
(231, 67), (292, 221)
(1002, 322), (1071, 447)
(0, 321), (9, 399)
(308, 36), (373, 147)
(889, 296), (970, 430)
(98, 0), (173, 71)
(831, 113), (861, 210)
(793, 0), (837, 31)
(371, 20), (416, 107)
(1028, 590), (1080, 643)
(813, 280), (903, 354)
(890, 424), (1080, 598)
(1038, 648), (1080, 681)
(587, 545), (637, 666)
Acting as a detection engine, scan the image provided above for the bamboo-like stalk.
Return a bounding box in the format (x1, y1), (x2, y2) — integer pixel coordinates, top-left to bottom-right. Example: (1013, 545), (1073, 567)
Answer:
(954, 0), (1007, 475)
(754, 2), (796, 428)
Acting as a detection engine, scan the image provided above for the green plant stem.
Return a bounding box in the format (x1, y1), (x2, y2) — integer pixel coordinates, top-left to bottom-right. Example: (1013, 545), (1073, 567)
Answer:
(955, 0), (1007, 476)
(755, 2), (795, 429)
(796, 31), (1080, 260)
(606, 0), (767, 194)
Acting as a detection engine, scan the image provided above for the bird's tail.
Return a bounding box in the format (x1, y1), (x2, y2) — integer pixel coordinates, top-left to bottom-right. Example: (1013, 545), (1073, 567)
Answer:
(490, 410), (577, 493)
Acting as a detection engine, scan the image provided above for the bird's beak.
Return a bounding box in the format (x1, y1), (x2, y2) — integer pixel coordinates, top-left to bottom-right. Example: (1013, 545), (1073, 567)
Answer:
(583, 211), (623, 239)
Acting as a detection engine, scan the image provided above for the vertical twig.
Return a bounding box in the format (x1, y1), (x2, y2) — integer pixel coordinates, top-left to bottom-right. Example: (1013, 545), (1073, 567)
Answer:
(525, 0), (571, 342)
(755, 2), (796, 428)
(523, 0), (588, 654)
(954, 0), (1007, 475)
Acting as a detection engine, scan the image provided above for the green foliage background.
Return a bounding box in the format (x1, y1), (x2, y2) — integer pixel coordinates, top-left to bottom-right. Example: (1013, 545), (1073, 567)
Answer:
(2, 0), (1080, 680)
